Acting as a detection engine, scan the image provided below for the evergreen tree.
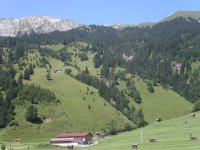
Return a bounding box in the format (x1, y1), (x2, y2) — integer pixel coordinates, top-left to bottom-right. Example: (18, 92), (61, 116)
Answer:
(0, 47), (3, 64)
(0, 92), (3, 105)
(193, 100), (200, 112)
(8, 65), (16, 78)
(85, 66), (89, 74)
(29, 64), (34, 75)
(134, 109), (148, 127)
(18, 73), (23, 87)
(109, 120), (117, 135)
(100, 65), (110, 79)
(93, 53), (102, 68)
(23, 68), (30, 80)
(147, 81), (154, 93)
(65, 68), (72, 75)
(25, 105), (38, 123)
(46, 71), (51, 80)
(1, 144), (5, 150)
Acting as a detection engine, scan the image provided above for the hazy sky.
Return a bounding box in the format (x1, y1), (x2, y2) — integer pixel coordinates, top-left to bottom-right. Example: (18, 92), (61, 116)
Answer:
(1, 0), (200, 24)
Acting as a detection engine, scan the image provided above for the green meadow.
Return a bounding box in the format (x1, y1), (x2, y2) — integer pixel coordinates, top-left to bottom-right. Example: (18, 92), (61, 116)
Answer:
(1, 112), (200, 150)
(0, 43), (194, 149)
(134, 77), (193, 122)
(0, 61), (132, 142)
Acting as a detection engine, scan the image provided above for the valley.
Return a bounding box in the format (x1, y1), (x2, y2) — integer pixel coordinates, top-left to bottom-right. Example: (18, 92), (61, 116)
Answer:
(0, 11), (200, 149)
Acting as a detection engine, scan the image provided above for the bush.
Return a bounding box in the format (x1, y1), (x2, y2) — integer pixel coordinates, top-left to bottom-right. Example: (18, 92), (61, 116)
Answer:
(147, 81), (154, 93)
(9, 120), (19, 127)
(193, 100), (200, 112)
(25, 105), (38, 122)
(123, 123), (134, 131)
(65, 68), (72, 75)
(1, 144), (5, 150)
(79, 53), (88, 61)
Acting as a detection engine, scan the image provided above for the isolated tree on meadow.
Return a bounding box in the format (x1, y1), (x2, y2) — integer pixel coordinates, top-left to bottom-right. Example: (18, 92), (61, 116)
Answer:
(1, 144), (5, 150)
(25, 105), (38, 123)
(147, 81), (154, 93)
(85, 66), (89, 74)
(46, 71), (51, 80)
(29, 64), (34, 75)
(23, 68), (30, 80)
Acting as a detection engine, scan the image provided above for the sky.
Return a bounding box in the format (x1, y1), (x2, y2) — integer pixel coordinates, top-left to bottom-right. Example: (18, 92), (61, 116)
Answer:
(0, 0), (200, 25)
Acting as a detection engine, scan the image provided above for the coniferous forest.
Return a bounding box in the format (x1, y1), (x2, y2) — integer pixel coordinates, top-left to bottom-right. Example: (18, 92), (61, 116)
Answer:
(1, 17), (200, 129)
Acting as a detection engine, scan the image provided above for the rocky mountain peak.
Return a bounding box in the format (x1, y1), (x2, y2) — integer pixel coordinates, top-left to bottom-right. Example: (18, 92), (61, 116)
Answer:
(0, 16), (81, 37)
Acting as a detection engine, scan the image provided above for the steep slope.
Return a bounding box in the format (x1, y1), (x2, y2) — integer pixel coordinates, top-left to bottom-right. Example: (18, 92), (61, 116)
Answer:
(134, 77), (193, 122)
(0, 16), (81, 37)
(43, 43), (193, 123)
(0, 61), (132, 142)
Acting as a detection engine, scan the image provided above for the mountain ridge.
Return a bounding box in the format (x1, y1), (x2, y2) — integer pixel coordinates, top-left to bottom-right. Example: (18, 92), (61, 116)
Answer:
(0, 16), (81, 37)
(162, 11), (200, 22)
(1, 11), (200, 37)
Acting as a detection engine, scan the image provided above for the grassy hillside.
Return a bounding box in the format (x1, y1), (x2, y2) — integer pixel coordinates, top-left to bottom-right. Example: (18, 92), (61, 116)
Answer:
(39, 43), (193, 123)
(0, 61), (132, 142)
(134, 77), (193, 122)
(1, 112), (200, 150)
(0, 42), (193, 145)
(117, 75), (193, 122)
(80, 111), (200, 150)
(162, 11), (200, 22)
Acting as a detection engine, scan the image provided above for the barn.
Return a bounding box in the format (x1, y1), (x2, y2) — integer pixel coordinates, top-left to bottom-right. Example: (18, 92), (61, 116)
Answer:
(49, 132), (93, 147)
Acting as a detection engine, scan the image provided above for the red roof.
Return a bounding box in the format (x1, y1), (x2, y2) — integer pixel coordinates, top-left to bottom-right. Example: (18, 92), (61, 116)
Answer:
(56, 132), (92, 138)
(50, 138), (74, 143)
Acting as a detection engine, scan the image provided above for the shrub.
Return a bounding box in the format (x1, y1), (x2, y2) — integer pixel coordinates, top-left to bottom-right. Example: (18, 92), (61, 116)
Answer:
(1, 144), (5, 150)
(9, 120), (19, 127)
(193, 100), (200, 112)
(25, 105), (38, 122)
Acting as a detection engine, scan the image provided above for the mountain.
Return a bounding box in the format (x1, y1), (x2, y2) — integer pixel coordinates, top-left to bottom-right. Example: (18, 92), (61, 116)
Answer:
(0, 16), (81, 37)
(109, 22), (154, 29)
(0, 11), (200, 37)
(1, 12), (200, 144)
(111, 11), (200, 29)
(162, 11), (200, 22)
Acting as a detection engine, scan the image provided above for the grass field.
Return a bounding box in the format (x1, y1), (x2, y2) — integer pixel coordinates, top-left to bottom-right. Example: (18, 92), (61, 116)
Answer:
(0, 64), (132, 142)
(118, 76), (193, 123)
(0, 43), (194, 149)
(1, 112), (200, 150)
(134, 77), (193, 122)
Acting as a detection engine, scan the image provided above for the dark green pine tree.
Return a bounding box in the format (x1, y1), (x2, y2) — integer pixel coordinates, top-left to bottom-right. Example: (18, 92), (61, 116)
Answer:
(18, 73), (23, 87)
(8, 65), (16, 78)
(46, 71), (51, 80)
(29, 64), (34, 75)
(85, 66), (89, 74)
(25, 105), (38, 123)
(147, 81), (154, 93)
(93, 53), (102, 68)
(100, 65), (110, 79)
(24, 68), (30, 80)
(134, 109), (148, 127)
(0, 47), (3, 64)
(0, 92), (3, 105)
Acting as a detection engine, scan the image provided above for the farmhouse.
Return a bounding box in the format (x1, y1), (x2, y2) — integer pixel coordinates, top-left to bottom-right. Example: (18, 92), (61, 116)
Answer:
(49, 132), (93, 147)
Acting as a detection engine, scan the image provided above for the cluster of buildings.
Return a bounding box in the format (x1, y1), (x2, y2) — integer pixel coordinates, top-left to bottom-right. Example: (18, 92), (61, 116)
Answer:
(49, 132), (93, 147)
(49, 132), (105, 147)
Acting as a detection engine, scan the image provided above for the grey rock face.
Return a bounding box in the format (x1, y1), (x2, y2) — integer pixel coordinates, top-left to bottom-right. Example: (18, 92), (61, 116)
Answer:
(0, 16), (81, 37)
